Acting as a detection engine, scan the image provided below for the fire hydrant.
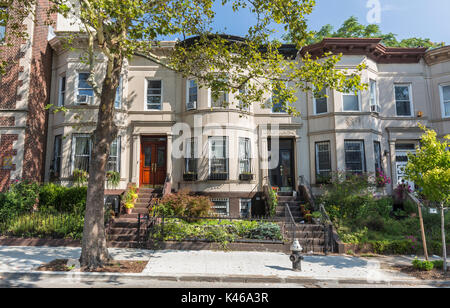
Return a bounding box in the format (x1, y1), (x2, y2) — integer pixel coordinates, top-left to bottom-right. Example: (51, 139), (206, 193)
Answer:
(289, 239), (304, 271)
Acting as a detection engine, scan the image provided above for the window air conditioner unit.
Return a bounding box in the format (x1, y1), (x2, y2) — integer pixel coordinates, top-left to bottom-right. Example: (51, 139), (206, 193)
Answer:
(187, 101), (197, 110)
(77, 95), (93, 105)
(370, 105), (381, 113)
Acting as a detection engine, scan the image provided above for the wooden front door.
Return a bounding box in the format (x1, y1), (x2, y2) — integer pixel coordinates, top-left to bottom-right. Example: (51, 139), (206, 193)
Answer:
(268, 138), (295, 192)
(140, 137), (167, 187)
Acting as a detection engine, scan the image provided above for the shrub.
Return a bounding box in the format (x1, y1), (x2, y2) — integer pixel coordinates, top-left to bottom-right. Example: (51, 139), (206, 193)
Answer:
(412, 258), (434, 271)
(0, 181), (40, 221)
(39, 184), (87, 214)
(155, 190), (213, 218)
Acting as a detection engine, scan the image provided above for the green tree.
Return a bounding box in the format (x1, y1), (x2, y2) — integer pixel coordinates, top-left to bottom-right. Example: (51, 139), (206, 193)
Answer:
(3, 0), (366, 268)
(404, 125), (450, 272)
(284, 16), (445, 49)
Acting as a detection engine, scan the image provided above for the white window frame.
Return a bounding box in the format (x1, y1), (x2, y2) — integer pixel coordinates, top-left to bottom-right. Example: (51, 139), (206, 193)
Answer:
(394, 83), (414, 117)
(439, 83), (450, 118)
(52, 135), (62, 176)
(145, 79), (163, 111)
(315, 141), (332, 179)
(107, 136), (121, 173)
(369, 79), (379, 107)
(238, 137), (252, 174)
(76, 72), (94, 105)
(208, 88), (229, 108)
(115, 76), (123, 109)
(239, 199), (252, 218)
(0, 7), (6, 43)
(71, 134), (91, 173)
(211, 198), (230, 216)
(186, 79), (198, 111)
(271, 81), (289, 114)
(342, 90), (361, 112)
(313, 88), (328, 115)
(58, 75), (66, 107)
(238, 87), (250, 112)
(208, 136), (229, 176)
(185, 137), (197, 173)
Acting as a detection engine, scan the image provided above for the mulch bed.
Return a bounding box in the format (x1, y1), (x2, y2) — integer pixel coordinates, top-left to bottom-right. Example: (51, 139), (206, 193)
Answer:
(390, 265), (449, 281)
(37, 259), (148, 273)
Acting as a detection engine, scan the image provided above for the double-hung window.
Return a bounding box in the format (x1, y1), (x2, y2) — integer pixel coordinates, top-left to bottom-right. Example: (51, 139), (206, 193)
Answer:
(239, 137), (251, 174)
(374, 141), (382, 173)
(185, 138), (197, 174)
(313, 88), (328, 115)
(52, 135), (62, 177)
(209, 89), (228, 108)
(186, 79), (198, 110)
(107, 137), (121, 173)
(439, 84), (450, 118)
(211, 198), (229, 216)
(72, 134), (91, 172)
(240, 199), (252, 218)
(115, 77), (123, 109)
(209, 137), (228, 180)
(369, 80), (380, 112)
(146, 80), (162, 110)
(344, 140), (366, 174)
(343, 90), (360, 111)
(394, 84), (413, 116)
(238, 87), (250, 111)
(77, 72), (94, 105)
(58, 75), (66, 107)
(315, 141), (332, 182)
(271, 83), (288, 113)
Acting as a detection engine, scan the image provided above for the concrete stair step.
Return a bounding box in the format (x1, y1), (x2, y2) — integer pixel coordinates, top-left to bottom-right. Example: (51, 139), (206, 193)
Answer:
(108, 234), (140, 242)
(107, 241), (140, 248)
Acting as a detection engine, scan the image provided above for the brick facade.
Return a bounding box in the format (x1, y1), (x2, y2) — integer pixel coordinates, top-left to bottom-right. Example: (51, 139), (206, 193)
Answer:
(22, 0), (54, 182)
(0, 0), (55, 191)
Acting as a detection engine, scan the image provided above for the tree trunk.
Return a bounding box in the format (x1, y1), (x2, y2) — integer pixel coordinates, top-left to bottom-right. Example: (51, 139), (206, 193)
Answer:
(80, 57), (122, 269)
(441, 203), (447, 272)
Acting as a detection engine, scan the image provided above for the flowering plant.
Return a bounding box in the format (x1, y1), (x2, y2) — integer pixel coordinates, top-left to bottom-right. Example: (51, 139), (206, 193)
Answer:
(375, 169), (391, 187)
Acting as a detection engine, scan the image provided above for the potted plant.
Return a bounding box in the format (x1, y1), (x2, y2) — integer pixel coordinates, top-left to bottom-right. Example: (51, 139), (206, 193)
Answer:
(73, 169), (88, 187)
(106, 171), (120, 188)
(311, 211), (322, 224)
(124, 202), (134, 214)
(304, 210), (312, 223)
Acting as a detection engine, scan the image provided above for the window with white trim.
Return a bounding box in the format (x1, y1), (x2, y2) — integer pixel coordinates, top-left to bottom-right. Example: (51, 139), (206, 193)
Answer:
(146, 80), (162, 110)
(344, 140), (366, 174)
(115, 77), (123, 109)
(107, 137), (121, 172)
(315, 141), (331, 182)
(209, 88), (228, 108)
(240, 199), (252, 218)
(185, 137), (197, 173)
(439, 85), (450, 118)
(271, 83), (288, 113)
(394, 84), (413, 116)
(238, 87), (250, 111)
(342, 91), (360, 111)
(211, 198), (229, 216)
(52, 135), (62, 177)
(186, 79), (197, 110)
(314, 88), (328, 115)
(58, 75), (66, 107)
(239, 137), (251, 174)
(369, 80), (378, 107)
(77, 72), (94, 105)
(72, 134), (91, 172)
(209, 137), (228, 179)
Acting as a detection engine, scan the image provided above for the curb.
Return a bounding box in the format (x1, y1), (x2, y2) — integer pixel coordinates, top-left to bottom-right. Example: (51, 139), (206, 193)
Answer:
(0, 270), (448, 286)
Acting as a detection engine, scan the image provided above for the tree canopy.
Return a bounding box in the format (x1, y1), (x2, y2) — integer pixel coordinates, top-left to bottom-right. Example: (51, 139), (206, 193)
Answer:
(284, 16), (445, 49)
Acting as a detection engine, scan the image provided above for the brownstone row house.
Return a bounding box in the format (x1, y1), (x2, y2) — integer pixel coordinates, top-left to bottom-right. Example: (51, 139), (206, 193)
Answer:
(1, 8), (450, 216)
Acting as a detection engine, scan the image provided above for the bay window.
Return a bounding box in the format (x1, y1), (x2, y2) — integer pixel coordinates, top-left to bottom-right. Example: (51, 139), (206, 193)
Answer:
(209, 137), (228, 180)
(77, 72), (94, 105)
(343, 91), (360, 111)
(439, 84), (450, 118)
(314, 88), (328, 115)
(146, 80), (162, 110)
(186, 79), (198, 110)
(239, 137), (251, 174)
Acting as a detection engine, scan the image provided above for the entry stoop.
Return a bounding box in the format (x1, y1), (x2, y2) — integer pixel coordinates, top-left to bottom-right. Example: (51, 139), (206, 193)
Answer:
(107, 187), (162, 248)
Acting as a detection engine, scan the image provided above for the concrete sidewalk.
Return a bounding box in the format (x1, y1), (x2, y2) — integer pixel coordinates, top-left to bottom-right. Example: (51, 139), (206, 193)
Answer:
(0, 246), (442, 285)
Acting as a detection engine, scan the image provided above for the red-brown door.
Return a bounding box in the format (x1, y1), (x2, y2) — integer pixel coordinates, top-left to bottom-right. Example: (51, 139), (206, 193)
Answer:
(140, 137), (167, 187)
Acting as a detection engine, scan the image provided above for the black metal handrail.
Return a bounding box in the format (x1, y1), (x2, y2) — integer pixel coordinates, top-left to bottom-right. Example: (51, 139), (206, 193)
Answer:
(284, 202), (297, 243)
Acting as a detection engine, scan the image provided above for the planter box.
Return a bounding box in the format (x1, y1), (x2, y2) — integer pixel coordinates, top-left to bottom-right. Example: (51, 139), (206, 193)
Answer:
(209, 173), (228, 181)
(239, 173), (254, 181)
(183, 173), (198, 181)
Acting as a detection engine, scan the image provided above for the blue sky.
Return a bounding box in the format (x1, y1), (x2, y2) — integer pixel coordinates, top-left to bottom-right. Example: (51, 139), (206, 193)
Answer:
(205, 0), (450, 45)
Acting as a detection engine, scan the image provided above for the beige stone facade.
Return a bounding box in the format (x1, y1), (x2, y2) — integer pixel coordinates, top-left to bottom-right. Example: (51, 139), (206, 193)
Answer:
(41, 33), (450, 215)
